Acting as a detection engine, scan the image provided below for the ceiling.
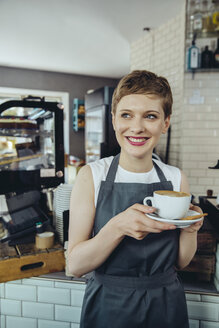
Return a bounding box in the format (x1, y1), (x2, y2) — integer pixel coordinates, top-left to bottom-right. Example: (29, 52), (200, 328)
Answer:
(0, 0), (184, 78)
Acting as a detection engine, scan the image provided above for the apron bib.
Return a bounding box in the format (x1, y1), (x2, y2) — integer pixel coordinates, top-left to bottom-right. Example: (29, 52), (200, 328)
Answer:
(80, 154), (189, 328)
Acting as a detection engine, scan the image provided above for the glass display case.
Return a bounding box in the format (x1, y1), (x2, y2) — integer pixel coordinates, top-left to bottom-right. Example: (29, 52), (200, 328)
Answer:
(85, 86), (120, 163)
(0, 96), (64, 194)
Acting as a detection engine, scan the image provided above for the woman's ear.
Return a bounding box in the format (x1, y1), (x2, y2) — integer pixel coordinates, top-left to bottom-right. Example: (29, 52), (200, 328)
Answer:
(162, 116), (170, 134)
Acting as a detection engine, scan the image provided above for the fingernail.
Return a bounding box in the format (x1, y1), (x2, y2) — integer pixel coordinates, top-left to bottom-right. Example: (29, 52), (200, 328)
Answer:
(169, 225), (176, 229)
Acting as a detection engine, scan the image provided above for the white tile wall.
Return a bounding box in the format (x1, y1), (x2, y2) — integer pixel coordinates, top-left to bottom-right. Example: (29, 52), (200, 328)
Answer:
(71, 289), (84, 307)
(182, 72), (219, 199)
(71, 324), (80, 328)
(38, 286), (70, 305)
(38, 319), (70, 328)
(201, 321), (219, 328)
(0, 283), (5, 298)
(130, 1), (219, 200)
(186, 293), (201, 301)
(187, 300), (219, 321)
(55, 304), (81, 323)
(5, 283), (36, 301)
(189, 319), (200, 328)
(1, 277), (219, 327)
(0, 299), (21, 316)
(22, 278), (54, 287)
(1, 315), (6, 328)
(130, 7), (186, 170)
(6, 316), (37, 328)
(22, 301), (54, 320)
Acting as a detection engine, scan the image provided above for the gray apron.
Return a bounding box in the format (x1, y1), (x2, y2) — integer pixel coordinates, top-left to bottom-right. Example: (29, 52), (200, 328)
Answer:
(80, 154), (189, 328)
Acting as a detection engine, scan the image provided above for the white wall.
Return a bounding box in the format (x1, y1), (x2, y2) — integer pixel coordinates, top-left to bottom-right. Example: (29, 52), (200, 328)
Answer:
(130, 8), (185, 168)
(130, 2), (219, 200)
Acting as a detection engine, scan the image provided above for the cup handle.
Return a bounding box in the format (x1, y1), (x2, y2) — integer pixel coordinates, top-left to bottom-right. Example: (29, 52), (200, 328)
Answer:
(143, 196), (154, 207)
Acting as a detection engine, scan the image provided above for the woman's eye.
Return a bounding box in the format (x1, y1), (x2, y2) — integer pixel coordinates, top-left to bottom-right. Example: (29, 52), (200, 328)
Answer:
(121, 113), (131, 118)
(146, 114), (157, 120)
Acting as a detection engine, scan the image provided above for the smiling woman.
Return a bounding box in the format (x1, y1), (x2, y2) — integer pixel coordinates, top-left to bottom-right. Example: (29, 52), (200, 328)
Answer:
(111, 94), (170, 171)
(68, 70), (203, 328)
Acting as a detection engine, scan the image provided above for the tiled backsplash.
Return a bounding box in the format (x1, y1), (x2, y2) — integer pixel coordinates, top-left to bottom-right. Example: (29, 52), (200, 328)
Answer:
(130, 2), (219, 201)
(182, 73), (219, 199)
(130, 8), (185, 170)
(1, 277), (219, 328)
(0, 278), (85, 328)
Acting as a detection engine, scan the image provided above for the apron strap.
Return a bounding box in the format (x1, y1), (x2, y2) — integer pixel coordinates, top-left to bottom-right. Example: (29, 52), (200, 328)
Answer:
(105, 153), (120, 184)
(153, 160), (168, 182)
(105, 153), (169, 185)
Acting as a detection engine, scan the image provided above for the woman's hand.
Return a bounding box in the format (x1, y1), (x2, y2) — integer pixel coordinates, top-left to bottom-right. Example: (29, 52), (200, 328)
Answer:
(181, 204), (204, 233)
(111, 203), (176, 240)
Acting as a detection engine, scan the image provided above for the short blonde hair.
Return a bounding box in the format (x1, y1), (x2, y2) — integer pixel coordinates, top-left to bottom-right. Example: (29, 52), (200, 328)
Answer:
(112, 70), (173, 118)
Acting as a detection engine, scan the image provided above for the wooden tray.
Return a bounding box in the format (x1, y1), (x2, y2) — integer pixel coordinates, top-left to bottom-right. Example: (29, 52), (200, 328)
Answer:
(0, 242), (65, 283)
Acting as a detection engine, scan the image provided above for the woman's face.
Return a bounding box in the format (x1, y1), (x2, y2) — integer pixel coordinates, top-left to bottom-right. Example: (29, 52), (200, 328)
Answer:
(112, 94), (170, 161)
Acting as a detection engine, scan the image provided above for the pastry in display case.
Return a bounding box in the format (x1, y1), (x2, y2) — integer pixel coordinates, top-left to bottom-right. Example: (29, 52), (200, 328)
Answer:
(0, 96), (64, 194)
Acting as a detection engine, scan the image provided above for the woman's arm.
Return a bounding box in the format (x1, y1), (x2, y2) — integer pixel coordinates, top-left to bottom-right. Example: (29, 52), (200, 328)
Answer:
(67, 165), (124, 277)
(177, 170), (203, 270)
(68, 165), (178, 277)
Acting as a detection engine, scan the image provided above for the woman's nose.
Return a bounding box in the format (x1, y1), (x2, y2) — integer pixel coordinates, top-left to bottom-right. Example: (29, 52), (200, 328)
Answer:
(130, 119), (145, 134)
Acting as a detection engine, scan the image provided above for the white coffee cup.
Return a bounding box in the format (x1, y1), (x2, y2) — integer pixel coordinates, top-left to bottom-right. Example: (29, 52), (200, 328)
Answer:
(143, 190), (191, 220)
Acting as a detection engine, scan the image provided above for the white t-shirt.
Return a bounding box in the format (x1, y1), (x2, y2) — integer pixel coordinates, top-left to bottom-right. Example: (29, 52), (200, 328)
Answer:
(88, 156), (182, 207)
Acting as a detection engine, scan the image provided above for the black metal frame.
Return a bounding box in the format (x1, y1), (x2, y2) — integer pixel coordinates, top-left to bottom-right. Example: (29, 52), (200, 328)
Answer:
(0, 97), (64, 194)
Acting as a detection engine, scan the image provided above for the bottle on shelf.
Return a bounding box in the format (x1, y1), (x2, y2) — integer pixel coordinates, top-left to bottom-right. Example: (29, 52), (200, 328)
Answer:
(201, 45), (214, 67)
(207, 0), (217, 33)
(213, 37), (219, 67)
(193, 0), (203, 36)
(187, 0), (196, 38)
(202, 0), (210, 36)
(187, 39), (200, 70)
(212, 0), (219, 32)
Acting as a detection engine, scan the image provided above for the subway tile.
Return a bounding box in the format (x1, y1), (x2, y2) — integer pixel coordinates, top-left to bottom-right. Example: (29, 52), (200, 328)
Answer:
(214, 262), (219, 280)
(6, 316), (37, 328)
(5, 283), (36, 301)
(198, 161), (213, 169)
(190, 169), (206, 177)
(22, 278), (54, 287)
(0, 283), (5, 298)
(22, 301), (54, 320)
(38, 286), (70, 305)
(55, 281), (86, 291)
(187, 300), (219, 321)
(200, 321), (219, 328)
(213, 276), (219, 292)
(0, 299), (21, 316)
(182, 161), (200, 169)
(186, 293), (201, 301)
(38, 319), (70, 328)
(198, 178), (214, 185)
(0, 315), (5, 328)
(7, 280), (22, 284)
(189, 319), (200, 328)
(190, 185), (205, 193)
(201, 295), (219, 304)
(71, 324), (80, 328)
(71, 290), (84, 307)
(55, 305), (81, 323)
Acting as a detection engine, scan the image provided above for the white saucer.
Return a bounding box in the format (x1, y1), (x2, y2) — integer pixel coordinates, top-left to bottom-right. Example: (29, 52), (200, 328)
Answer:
(146, 210), (204, 228)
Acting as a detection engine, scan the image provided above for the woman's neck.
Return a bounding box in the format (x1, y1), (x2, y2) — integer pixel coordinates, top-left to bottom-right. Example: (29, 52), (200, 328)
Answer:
(119, 152), (154, 173)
